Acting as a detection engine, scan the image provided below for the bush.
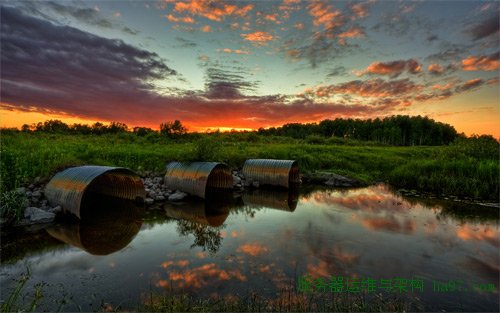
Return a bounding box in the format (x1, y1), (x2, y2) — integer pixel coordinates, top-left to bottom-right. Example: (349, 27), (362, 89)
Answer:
(192, 136), (223, 161)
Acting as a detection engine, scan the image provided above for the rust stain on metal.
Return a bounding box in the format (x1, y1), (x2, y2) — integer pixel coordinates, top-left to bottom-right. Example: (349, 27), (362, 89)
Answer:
(45, 165), (146, 219)
(164, 162), (232, 198)
(242, 159), (300, 188)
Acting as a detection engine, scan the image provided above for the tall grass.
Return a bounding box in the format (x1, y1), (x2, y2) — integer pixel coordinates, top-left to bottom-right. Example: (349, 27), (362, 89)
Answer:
(1, 132), (498, 200)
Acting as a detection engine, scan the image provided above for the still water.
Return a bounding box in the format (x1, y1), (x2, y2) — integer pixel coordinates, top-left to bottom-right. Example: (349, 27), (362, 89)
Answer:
(1, 184), (498, 311)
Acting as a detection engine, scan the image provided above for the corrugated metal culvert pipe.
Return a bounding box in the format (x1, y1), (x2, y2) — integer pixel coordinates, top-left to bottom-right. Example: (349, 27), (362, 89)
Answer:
(164, 162), (233, 199)
(242, 159), (300, 188)
(45, 165), (146, 219)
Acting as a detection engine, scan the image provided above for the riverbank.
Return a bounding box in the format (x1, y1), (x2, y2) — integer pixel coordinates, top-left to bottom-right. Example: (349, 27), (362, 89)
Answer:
(1, 132), (498, 224)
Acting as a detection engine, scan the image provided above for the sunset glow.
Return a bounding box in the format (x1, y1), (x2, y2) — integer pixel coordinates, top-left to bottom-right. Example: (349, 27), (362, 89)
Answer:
(1, 1), (499, 136)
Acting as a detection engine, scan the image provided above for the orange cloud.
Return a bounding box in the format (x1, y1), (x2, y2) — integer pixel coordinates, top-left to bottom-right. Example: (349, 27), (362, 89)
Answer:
(174, 0), (253, 22)
(356, 59), (422, 77)
(221, 48), (250, 54)
(338, 27), (364, 38)
(264, 13), (279, 23)
(432, 83), (454, 90)
(458, 78), (484, 91)
(237, 242), (269, 256)
(294, 22), (304, 30)
(461, 52), (500, 71)
(308, 1), (344, 33)
(428, 63), (444, 74)
(350, 2), (369, 18)
(241, 31), (274, 43)
(201, 25), (212, 32)
(166, 14), (195, 23)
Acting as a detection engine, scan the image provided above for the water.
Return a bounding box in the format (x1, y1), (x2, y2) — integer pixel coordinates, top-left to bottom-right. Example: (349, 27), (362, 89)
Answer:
(1, 184), (498, 311)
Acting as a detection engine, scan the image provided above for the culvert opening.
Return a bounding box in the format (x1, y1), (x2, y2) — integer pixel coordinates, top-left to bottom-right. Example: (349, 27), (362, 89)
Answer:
(45, 166), (146, 219)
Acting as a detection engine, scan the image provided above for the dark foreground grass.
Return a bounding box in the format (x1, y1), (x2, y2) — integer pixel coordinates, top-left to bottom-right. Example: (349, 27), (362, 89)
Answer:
(2, 271), (420, 313)
(1, 132), (498, 202)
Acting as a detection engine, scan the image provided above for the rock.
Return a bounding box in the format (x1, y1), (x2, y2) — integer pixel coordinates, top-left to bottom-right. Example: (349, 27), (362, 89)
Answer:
(155, 195), (165, 201)
(144, 198), (154, 205)
(34, 177), (41, 184)
(24, 207), (55, 223)
(252, 181), (260, 188)
(322, 173), (360, 187)
(168, 191), (187, 201)
(32, 190), (42, 198)
(26, 191), (32, 197)
(244, 179), (253, 187)
(48, 206), (62, 214)
(232, 175), (242, 186)
(153, 177), (163, 184)
(15, 187), (26, 194)
(28, 184), (35, 190)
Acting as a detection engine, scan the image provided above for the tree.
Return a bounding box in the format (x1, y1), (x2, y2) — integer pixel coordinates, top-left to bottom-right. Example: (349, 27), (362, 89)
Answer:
(160, 120), (187, 138)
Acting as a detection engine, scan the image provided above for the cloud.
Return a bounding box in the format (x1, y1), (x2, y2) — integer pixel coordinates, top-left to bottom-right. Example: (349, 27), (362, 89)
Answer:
(326, 66), (348, 77)
(200, 25), (212, 32)
(461, 52), (500, 71)
(44, 1), (113, 28)
(428, 63), (444, 75)
(337, 27), (364, 38)
(1, 6), (176, 119)
(166, 14), (195, 23)
(350, 2), (369, 18)
(355, 59), (422, 77)
(307, 1), (345, 37)
(241, 31), (274, 44)
(220, 48), (250, 55)
(309, 78), (420, 98)
(0, 6), (428, 130)
(203, 68), (257, 99)
(457, 78), (484, 92)
(293, 22), (304, 30)
(466, 14), (500, 40)
(173, 0), (253, 22)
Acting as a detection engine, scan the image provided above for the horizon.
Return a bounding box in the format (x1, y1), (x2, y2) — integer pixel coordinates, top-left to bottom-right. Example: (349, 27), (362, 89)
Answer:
(1, 1), (499, 137)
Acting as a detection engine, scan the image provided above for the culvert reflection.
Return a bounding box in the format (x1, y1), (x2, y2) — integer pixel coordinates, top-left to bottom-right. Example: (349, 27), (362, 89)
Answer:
(46, 193), (143, 255)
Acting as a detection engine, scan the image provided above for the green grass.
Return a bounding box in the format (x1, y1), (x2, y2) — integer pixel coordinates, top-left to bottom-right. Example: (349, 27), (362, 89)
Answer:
(1, 132), (498, 200)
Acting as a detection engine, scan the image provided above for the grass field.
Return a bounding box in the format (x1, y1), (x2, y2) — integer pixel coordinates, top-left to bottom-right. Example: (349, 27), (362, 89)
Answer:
(1, 131), (498, 201)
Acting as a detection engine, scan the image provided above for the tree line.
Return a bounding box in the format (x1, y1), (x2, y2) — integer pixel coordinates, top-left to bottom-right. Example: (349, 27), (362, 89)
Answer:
(11, 115), (497, 146)
(258, 115), (459, 146)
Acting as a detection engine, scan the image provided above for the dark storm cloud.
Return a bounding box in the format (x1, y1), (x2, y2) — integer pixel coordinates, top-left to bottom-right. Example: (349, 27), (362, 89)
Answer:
(1, 6), (176, 116)
(467, 14), (500, 40)
(203, 68), (259, 99)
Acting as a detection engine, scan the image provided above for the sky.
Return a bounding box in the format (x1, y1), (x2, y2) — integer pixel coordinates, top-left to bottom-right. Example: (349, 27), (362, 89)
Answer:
(1, 0), (499, 136)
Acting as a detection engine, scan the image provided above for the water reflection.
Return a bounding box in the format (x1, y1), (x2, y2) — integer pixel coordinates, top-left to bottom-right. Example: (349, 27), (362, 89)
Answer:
(164, 190), (238, 254)
(242, 187), (299, 212)
(2, 184), (498, 312)
(47, 194), (142, 255)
